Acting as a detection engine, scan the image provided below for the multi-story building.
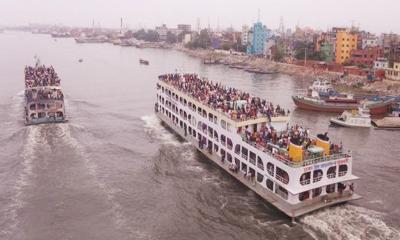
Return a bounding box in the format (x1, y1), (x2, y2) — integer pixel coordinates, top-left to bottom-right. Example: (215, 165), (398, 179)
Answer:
(385, 62), (400, 81)
(155, 24), (168, 41)
(362, 37), (378, 49)
(320, 42), (334, 62)
(350, 47), (383, 68)
(335, 31), (358, 64)
(374, 57), (389, 69)
(241, 25), (250, 46)
(177, 24), (191, 33)
(246, 22), (268, 55)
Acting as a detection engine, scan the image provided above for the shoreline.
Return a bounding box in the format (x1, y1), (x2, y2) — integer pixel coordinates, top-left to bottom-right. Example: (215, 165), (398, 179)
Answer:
(170, 45), (400, 97)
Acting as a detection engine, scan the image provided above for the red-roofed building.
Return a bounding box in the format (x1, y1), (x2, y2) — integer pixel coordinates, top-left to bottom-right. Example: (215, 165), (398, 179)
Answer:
(350, 47), (383, 68)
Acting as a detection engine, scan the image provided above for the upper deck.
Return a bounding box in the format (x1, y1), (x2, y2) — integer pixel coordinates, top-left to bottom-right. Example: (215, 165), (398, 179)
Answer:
(158, 74), (289, 127)
(158, 73), (352, 169)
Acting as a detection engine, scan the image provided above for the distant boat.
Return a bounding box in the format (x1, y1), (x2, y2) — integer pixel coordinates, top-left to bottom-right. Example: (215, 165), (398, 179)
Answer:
(139, 59), (149, 65)
(245, 68), (279, 74)
(78, 58), (83, 63)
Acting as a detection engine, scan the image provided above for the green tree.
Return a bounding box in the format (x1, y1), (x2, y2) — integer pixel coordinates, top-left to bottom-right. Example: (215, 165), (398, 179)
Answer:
(166, 31), (177, 44)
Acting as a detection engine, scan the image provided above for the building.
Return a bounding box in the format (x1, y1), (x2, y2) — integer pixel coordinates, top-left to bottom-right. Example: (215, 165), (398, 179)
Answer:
(385, 62), (400, 81)
(335, 31), (358, 64)
(320, 42), (334, 62)
(374, 57), (389, 69)
(155, 24), (168, 41)
(362, 37), (378, 49)
(350, 47), (382, 68)
(241, 25), (250, 46)
(177, 24), (191, 33)
(246, 22), (268, 55)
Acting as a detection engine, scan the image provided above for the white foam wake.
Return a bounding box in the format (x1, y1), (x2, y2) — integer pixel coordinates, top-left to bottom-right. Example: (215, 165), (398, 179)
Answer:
(1, 126), (50, 239)
(301, 205), (400, 240)
(141, 114), (183, 146)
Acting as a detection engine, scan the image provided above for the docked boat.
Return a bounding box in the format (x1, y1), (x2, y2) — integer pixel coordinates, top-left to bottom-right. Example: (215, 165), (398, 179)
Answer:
(139, 59), (149, 65)
(51, 32), (72, 38)
(309, 79), (333, 94)
(155, 73), (360, 219)
(24, 61), (66, 125)
(330, 107), (371, 128)
(292, 92), (393, 116)
(245, 68), (279, 74)
(75, 36), (107, 44)
(372, 117), (400, 130)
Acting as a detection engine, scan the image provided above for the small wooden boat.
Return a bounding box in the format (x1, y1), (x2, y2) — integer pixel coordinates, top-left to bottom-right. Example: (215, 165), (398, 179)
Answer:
(78, 58), (83, 63)
(139, 59), (149, 65)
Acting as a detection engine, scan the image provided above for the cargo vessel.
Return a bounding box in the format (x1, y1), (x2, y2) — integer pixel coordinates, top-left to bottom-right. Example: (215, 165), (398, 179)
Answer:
(155, 73), (361, 220)
(24, 61), (66, 125)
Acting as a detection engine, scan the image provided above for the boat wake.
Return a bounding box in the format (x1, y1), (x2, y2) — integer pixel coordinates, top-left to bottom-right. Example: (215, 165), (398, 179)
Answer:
(59, 123), (149, 239)
(141, 114), (188, 146)
(300, 205), (400, 240)
(0, 126), (50, 239)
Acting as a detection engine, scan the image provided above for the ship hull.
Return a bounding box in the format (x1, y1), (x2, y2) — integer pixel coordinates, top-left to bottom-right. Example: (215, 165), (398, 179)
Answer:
(155, 110), (361, 218)
(292, 96), (392, 116)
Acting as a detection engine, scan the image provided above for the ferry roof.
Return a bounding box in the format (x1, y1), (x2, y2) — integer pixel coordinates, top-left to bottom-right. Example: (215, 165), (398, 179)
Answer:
(158, 73), (289, 127)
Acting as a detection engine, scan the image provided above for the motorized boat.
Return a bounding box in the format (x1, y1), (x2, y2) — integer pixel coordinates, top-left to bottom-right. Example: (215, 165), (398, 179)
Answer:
(330, 106), (371, 128)
(139, 59), (149, 65)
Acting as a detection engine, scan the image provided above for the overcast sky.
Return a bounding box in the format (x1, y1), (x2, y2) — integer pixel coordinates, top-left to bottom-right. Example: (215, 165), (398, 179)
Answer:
(1, 0), (399, 34)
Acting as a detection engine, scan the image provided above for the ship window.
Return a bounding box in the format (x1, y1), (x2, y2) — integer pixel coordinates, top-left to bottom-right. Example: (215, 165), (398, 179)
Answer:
(275, 185), (288, 200)
(266, 179), (274, 191)
(326, 184), (335, 193)
(312, 187), (322, 198)
(221, 120), (227, 129)
(29, 103), (36, 110)
(241, 147), (248, 160)
(300, 172), (311, 185)
(214, 144), (219, 153)
(241, 162), (247, 172)
(257, 157), (264, 170)
(338, 164), (348, 177)
(327, 166), (337, 179)
(276, 167), (289, 184)
(197, 107), (202, 115)
(208, 126), (213, 137)
(220, 148), (225, 159)
(213, 130), (218, 141)
(227, 138), (233, 150)
(249, 152), (256, 165)
(234, 144), (241, 155)
(192, 130), (196, 138)
(313, 169), (323, 183)
(220, 135), (226, 146)
(202, 110), (207, 118)
(299, 191), (310, 201)
(227, 153), (232, 163)
(208, 113), (213, 122)
(267, 162), (274, 176)
(257, 172), (263, 183)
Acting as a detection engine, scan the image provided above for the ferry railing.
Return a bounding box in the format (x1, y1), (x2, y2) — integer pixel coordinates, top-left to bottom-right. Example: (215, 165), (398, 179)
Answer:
(275, 175), (289, 184)
(160, 81), (288, 123)
(327, 173), (336, 179)
(300, 179), (311, 185)
(241, 137), (350, 168)
(338, 171), (347, 177)
(313, 176), (322, 183)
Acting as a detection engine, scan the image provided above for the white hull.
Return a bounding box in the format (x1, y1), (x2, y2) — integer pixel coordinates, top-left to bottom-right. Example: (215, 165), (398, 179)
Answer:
(330, 118), (371, 128)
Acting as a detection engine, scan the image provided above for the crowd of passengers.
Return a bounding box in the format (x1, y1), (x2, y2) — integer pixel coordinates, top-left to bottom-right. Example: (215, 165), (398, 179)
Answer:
(25, 65), (61, 88)
(25, 89), (64, 102)
(241, 123), (343, 158)
(159, 74), (289, 121)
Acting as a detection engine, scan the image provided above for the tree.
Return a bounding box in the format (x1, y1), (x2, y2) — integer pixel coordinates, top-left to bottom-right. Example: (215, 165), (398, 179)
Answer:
(133, 29), (160, 42)
(166, 31), (177, 44)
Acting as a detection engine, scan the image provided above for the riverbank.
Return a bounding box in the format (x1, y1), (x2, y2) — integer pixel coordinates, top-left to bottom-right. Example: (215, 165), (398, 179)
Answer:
(172, 46), (400, 96)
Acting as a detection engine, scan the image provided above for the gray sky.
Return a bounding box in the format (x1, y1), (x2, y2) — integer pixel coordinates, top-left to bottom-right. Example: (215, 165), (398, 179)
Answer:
(1, 0), (399, 34)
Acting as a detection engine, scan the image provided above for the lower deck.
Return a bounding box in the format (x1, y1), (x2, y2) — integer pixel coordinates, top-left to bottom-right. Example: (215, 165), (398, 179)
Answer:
(156, 111), (361, 219)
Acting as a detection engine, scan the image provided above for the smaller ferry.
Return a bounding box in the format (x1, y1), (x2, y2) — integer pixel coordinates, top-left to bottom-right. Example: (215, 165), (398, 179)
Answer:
(24, 60), (66, 125)
(330, 106), (371, 128)
(309, 79), (333, 95)
(139, 59), (149, 65)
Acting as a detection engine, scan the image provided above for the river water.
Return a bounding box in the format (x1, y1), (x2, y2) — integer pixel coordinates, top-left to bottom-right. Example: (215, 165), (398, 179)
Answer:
(0, 31), (399, 240)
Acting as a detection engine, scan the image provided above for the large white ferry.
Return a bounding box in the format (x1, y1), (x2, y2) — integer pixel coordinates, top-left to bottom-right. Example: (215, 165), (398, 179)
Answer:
(24, 61), (66, 125)
(155, 73), (361, 220)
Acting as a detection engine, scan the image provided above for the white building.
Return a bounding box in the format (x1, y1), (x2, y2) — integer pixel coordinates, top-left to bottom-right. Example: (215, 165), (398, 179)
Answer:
(241, 25), (250, 46)
(183, 33), (191, 44)
(374, 58), (388, 69)
(385, 62), (400, 81)
(362, 37), (378, 49)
